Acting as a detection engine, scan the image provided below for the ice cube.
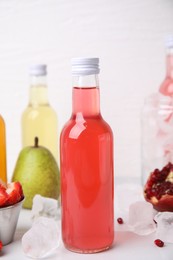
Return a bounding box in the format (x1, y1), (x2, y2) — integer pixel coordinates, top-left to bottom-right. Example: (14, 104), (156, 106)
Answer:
(155, 212), (173, 243)
(31, 194), (60, 221)
(128, 201), (157, 235)
(22, 217), (61, 258)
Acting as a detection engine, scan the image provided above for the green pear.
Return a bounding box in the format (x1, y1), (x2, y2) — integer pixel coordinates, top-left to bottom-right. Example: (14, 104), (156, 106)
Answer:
(12, 137), (60, 209)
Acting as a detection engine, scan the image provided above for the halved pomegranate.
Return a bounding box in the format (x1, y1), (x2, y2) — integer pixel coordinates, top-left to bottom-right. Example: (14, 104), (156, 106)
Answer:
(144, 162), (173, 212)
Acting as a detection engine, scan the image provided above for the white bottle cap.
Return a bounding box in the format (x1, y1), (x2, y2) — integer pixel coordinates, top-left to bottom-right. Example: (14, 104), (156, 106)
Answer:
(71, 57), (100, 76)
(29, 64), (47, 76)
(165, 35), (173, 48)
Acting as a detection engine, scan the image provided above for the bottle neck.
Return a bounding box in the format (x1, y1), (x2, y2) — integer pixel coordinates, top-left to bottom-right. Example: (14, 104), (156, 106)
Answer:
(29, 75), (49, 106)
(166, 48), (173, 78)
(72, 74), (100, 116)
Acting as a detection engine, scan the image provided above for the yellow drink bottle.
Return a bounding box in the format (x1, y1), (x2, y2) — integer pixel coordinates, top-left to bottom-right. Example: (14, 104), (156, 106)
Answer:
(0, 114), (7, 183)
(21, 64), (58, 162)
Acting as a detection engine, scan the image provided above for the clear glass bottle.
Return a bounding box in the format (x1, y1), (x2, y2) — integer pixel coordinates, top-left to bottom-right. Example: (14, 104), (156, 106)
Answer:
(141, 36), (173, 185)
(0, 115), (7, 183)
(21, 64), (58, 162)
(60, 58), (114, 253)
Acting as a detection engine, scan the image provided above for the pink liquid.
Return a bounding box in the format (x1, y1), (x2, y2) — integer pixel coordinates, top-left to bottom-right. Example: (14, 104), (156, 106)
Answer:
(60, 87), (114, 253)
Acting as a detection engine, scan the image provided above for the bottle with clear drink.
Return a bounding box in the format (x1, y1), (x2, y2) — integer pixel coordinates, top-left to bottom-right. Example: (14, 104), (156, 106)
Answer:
(21, 64), (58, 162)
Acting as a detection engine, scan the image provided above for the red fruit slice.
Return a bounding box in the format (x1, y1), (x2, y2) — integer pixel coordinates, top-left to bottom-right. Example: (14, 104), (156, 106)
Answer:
(0, 240), (3, 250)
(6, 182), (24, 206)
(144, 162), (173, 212)
(0, 188), (8, 207)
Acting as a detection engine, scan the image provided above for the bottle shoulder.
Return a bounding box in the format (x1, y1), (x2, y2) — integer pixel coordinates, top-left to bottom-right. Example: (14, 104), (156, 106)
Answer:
(61, 114), (113, 138)
(0, 114), (5, 123)
(0, 115), (5, 129)
(22, 105), (58, 121)
(22, 104), (57, 114)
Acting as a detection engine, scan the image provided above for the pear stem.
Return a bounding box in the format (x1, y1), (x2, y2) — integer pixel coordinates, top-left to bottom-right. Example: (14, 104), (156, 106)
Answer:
(34, 137), (39, 148)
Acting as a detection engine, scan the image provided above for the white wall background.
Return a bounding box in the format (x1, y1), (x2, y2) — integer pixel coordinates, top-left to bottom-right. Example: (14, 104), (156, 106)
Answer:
(0, 0), (173, 181)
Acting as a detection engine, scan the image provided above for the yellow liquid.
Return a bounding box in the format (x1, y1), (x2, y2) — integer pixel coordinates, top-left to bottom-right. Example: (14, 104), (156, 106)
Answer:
(0, 115), (7, 183)
(21, 86), (58, 162)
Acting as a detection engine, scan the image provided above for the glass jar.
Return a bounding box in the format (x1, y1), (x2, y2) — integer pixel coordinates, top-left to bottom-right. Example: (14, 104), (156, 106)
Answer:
(141, 93), (173, 184)
(141, 35), (173, 185)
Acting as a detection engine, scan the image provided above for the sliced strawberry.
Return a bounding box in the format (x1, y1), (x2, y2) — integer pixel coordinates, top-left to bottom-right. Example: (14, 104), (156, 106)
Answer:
(12, 182), (23, 197)
(0, 179), (7, 189)
(6, 182), (24, 206)
(0, 241), (3, 250)
(0, 188), (8, 207)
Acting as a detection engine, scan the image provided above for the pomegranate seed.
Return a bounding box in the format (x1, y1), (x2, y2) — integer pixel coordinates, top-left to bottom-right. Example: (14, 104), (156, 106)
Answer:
(153, 169), (160, 175)
(154, 239), (164, 247)
(0, 241), (3, 250)
(165, 162), (172, 170)
(117, 217), (123, 224)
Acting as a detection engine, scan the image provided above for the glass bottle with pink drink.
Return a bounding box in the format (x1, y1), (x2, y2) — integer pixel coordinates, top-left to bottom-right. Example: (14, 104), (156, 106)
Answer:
(141, 36), (173, 185)
(60, 58), (114, 253)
